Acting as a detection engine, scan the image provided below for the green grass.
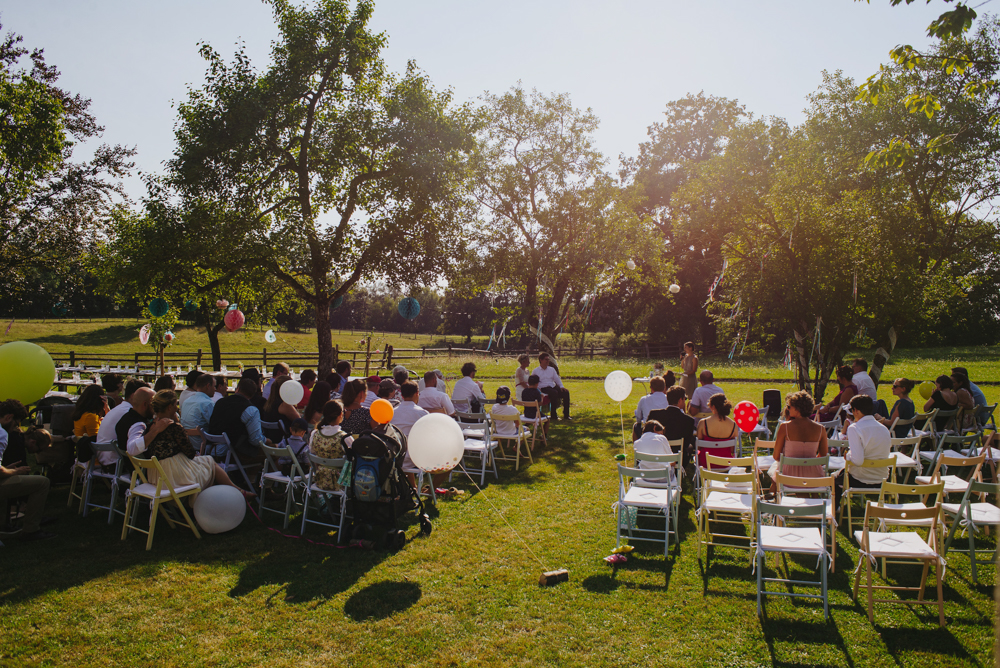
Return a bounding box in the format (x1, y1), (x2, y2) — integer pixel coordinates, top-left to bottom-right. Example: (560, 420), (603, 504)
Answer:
(2, 378), (995, 666)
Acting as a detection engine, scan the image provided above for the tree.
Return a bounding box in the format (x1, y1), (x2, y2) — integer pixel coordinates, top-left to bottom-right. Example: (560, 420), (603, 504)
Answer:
(168, 0), (474, 375)
(0, 23), (134, 303)
(469, 85), (652, 351)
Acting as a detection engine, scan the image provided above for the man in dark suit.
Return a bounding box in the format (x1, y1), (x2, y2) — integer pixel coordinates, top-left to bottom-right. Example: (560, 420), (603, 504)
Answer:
(646, 385), (696, 466)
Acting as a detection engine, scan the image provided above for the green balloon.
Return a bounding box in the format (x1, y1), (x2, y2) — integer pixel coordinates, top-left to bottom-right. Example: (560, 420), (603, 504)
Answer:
(0, 341), (56, 405)
(918, 381), (935, 400)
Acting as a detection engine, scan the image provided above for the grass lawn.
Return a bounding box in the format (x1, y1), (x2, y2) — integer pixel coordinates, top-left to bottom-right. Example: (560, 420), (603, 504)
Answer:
(2, 376), (995, 667)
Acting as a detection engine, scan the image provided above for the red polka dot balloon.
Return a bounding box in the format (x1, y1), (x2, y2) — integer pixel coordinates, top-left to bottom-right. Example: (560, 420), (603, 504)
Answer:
(733, 401), (760, 433)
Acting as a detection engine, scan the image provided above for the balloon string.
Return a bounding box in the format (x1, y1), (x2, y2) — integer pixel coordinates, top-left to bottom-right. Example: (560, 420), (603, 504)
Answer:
(458, 467), (549, 572)
(620, 402), (627, 457)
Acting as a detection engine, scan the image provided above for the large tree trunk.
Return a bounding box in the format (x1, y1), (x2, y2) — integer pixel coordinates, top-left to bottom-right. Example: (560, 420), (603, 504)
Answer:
(205, 321), (225, 371)
(315, 298), (334, 377)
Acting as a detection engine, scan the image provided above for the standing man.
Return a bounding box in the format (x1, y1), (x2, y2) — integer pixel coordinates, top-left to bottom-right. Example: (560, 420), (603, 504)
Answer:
(532, 353), (571, 421)
(687, 371), (723, 416)
(852, 358), (878, 401)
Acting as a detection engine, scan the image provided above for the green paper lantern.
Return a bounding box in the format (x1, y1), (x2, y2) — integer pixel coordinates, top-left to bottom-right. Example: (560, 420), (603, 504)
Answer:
(149, 298), (169, 318)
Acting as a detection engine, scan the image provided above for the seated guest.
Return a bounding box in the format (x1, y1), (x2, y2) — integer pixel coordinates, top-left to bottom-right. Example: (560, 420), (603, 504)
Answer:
(0, 399), (28, 468)
(687, 370), (723, 416)
(695, 393), (740, 469)
(137, 390), (252, 499)
(101, 373), (124, 409)
(206, 379), (272, 459)
(308, 400), (353, 491)
(378, 378), (398, 405)
(418, 369), (449, 396)
(818, 366), (857, 421)
(361, 375), (380, 408)
(72, 384), (109, 441)
(633, 420), (672, 483)
(261, 376), (302, 437)
(635, 375), (669, 424)
(331, 361), (351, 395)
(262, 363), (291, 400)
(392, 382), (429, 437)
(303, 381), (332, 426)
(340, 379), (372, 434)
(953, 366), (988, 423)
(213, 376), (228, 402)
(240, 368), (267, 411)
(648, 385), (696, 464)
(452, 362), (486, 413)
(418, 371), (455, 415)
(393, 365), (410, 387)
(96, 379), (149, 466)
(117, 387), (156, 459)
(514, 354), (531, 401)
(521, 375), (545, 420)
(876, 378), (916, 437)
(0, 400), (55, 541)
(297, 369), (317, 409)
(767, 391), (828, 497)
(179, 370), (204, 406)
(153, 375), (176, 393)
(180, 373), (217, 450)
(532, 353), (571, 421)
(951, 372), (978, 430)
(924, 374), (960, 432)
(490, 387), (519, 437)
(286, 417), (309, 460)
(852, 358), (878, 401)
(836, 394), (891, 504)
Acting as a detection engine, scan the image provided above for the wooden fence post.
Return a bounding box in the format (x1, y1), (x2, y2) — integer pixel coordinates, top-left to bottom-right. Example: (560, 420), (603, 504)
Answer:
(69, 351), (76, 367)
(422, 346), (426, 357)
(448, 343), (452, 357)
(590, 344), (594, 360)
(196, 349), (203, 368)
(263, 348), (267, 368)
(334, 344), (339, 365)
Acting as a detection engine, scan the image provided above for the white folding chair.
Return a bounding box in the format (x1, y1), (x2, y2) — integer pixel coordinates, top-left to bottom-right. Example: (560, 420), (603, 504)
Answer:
(300, 453), (348, 538)
(890, 435), (924, 482)
(918, 433), (979, 476)
(839, 457), (897, 537)
(942, 480), (1000, 583)
(258, 442), (306, 529)
(774, 473), (838, 572)
(201, 429), (259, 491)
(633, 450), (683, 533)
(260, 419), (287, 446)
(453, 416), (498, 486)
(756, 500), (830, 621)
(616, 460), (680, 556)
(81, 441), (132, 525)
(915, 451), (986, 500)
(694, 437), (741, 496)
(514, 399), (548, 449)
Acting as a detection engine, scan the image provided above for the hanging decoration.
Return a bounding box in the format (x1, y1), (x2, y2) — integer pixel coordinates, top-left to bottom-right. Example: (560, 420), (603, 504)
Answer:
(625, 260), (636, 271)
(184, 300), (199, 312)
(782, 342), (793, 370)
(162, 331), (175, 343)
(148, 298), (169, 318)
(807, 317), (822, 369)
(705, 259), (728, 305)
(227, 303), (238, 311)
(264, 329), (277, 343)
(332, 295), (344, 310)
(216, 299), (230, 309)
(4, 319), (12, 335)
(139, 324), (151, 345)
(398, 297), (421, 320)
(668, 283), (680, 294)
(224, 309), (245, 333)
(51, 304), (68, 317)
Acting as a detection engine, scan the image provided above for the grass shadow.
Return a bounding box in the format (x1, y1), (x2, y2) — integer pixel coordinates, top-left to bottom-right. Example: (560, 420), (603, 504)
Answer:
(343, 580), (422, 621)
(32, 324), (140, 347)
(762, 617), (853, 668)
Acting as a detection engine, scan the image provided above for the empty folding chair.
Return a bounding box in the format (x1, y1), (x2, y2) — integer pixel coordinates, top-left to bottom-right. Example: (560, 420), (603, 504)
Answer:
(853, 502), (946, 627)
(755, 500), (830, 620)
(633, 451), (683, 535)
(616, 460), (680, 556)
(915, 451), (986, 500)
(890, 436), (924, 483)
(82, 441), (132, 525)
(121, 456), (202, 551)
(300, 453), (349, 538)
(697, 468), (756, 567)
(774, 473), (838, 571)
(875, 479), (946, 577)
(258, 442), (307, 529)
(942, 480), (1000, 583)
(919, 433), (979, 476)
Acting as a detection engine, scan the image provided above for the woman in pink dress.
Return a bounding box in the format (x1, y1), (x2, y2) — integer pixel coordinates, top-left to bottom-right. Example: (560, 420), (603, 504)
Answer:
(768, 390), (828, 497)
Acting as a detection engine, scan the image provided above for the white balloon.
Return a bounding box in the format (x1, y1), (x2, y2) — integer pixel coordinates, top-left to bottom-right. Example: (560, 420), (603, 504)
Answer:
(279, 379), (304, 405)
(192, 485), (246, 534)
(408, 413), (465, 473)
(605, 370), (633, 403)
(626, 260), (636, 270)
(264, 329), (277, 343)
(669, 284), (681, 294)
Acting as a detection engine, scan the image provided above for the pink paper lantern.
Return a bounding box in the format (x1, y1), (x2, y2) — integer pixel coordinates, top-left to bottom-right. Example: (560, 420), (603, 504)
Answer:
(216, 299), (230, 309)
(224, 309), (245, 333)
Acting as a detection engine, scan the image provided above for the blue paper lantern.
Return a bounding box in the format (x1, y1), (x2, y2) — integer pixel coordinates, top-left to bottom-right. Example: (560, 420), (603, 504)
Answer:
(51, 304), (68, 317)
(332, 295), (345, 310)
(398, 297), (420, 320)
(184, 300), (199, 312)
(148, 298), (169, 318)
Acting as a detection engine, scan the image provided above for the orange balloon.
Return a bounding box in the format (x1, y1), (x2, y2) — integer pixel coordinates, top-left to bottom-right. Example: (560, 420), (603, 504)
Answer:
(370, 398), (394, 424)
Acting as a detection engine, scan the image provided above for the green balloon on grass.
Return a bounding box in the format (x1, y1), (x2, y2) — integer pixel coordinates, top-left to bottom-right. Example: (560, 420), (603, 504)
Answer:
(918, 381), (935, 400)
(0, 341), (56, 405)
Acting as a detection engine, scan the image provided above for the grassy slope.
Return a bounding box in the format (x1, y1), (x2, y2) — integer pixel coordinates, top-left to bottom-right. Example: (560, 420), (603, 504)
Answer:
(2, 375), (996, 666)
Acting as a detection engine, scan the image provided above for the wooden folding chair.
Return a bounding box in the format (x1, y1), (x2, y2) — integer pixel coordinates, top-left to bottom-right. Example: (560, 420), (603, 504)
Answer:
(121, 456), (202, 551)
(839, 457), (897, 537)
(697, 468), (756, 566)
(915, 451), (986, 501)
(490, 412), (533, 470)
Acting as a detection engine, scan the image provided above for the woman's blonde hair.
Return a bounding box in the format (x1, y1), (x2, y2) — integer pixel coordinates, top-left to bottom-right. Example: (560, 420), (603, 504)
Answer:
(151, 389), (178, 414)
(517, 353), (530, 365)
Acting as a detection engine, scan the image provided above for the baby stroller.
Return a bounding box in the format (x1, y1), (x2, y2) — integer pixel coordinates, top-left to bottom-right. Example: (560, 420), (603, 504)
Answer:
(346, 425), (432, 550)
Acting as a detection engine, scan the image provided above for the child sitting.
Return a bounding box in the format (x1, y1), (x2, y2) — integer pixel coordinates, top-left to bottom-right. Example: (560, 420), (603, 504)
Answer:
(521, 375), (545, 419)
(287, 417), (310, 460)
(307, 401), (353, 490)
(490, 387), (520, 436)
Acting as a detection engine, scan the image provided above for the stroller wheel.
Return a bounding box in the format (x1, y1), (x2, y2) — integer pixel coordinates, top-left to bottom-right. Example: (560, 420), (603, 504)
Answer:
(420, 514), (432, 536)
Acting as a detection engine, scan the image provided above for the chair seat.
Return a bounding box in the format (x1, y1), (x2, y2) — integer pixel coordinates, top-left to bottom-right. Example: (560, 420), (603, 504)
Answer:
(853, 530), (940, 560)
(778, 496), (834, 520)
(463, 438), (495, 453)
(92, 470), (131, 484)
(920, 449), (966, 461)
(306, 483), (345, 495)
(828, 456), (846, 471)
(462, 428), (487, 438)
(759, 525), (825, 554)
(132, 482), (200, 499)
(880, 502), (936, 526)
(941, 502), (1000, 524)
(961, 447), (1000, 460)
(914, 475), (969, 494)
(622, 485), (672, 509)
(703, 491), (753, 513)
(262, 471), (300, 485)
(888, 452), (918, 468)
(709, 481), (754, 493)
(753, 456), (775, 471)
(519, 416), (548, 424)
(911, 429), (933, 439)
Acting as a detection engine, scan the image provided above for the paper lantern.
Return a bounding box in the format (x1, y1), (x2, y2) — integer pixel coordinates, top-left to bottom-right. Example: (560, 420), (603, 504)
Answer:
(408, 413), (464, 473)
(162, 331), (175, 343)
(370, 398), (394, 424)
(224, 309), (245, 332)
(148, 298), (169, 317)
(139, 324), (151, 345)
(332, 295), (344, 310)
(216, 299), (229, 309)
(0, 341), (56, 405)
(264, 329), (277, 343)
(669, 284), (681, 294)
(51, 304), (68, 317)
(733, 401), (760, 433)
(604, 370), (633, 402)
(279, 379), (304, 406)
(626, 260), (636, 271)
(184, 300), (199, 312)
(398, 297), (421, 320)
(192, 485), (246, 534)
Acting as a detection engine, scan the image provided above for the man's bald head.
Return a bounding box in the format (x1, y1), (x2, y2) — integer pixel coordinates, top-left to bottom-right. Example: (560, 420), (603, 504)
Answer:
(130, 387), (155, 417)
(699, 370), (714, 385)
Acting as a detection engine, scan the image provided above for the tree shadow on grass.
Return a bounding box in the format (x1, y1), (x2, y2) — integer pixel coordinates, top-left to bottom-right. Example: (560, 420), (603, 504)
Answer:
(876, 626), (976, 666)
(343, 580), (421, 621)
(32, 324), (139, 347)
(581, 553), (676, 594)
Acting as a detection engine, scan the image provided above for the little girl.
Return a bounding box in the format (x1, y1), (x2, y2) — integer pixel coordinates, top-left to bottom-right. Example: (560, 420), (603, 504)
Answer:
(307, 400), (354, 491)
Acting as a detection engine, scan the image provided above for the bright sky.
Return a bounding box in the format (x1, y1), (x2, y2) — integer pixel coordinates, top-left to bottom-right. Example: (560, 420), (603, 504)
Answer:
(2, 0), (947, 201)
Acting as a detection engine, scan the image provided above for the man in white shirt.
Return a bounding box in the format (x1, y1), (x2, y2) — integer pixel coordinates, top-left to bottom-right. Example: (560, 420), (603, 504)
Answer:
(633, 421), (673, 483)
(837, 394), (891, 504)
(95, 379), (150, 466)
(851, 358), (878, 401)
(531, 353), (571, 421)
(418, 369), (449, 396)
(451, 362), (486, 413)
(687, 371), (723, 416)
(635, 376), (670, 423)
(418, 371), (455, 415)
(391, 382), (429, 437)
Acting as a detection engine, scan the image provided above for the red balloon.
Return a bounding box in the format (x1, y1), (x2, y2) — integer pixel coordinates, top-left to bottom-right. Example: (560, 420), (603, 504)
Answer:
(224, 309), (245, 333)
(733, 400), (760, 433)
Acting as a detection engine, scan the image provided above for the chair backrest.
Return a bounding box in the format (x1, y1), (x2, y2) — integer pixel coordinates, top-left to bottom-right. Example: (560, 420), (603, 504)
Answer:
(891, 436), (923, 450)
(889, 416), (916, 434)
(779, 454), (829, 474)
(260, 419), (287, 442)
(914, 409), (938, 432)
(308, 453), (346, 471)
(827, 439), (849, 452)
(618, 463), (678, 486)
(969, 480), (1000, 496)
(758, 498), (827, 519)
(935, 451), (986, 479)
(694, 412), (712, 420)
(818, 418), (841, 436)
(705, 454), (753, 469)
(878, 480), (944, 504)
(699, 467), (755, 493)
(754, 440), (776, 454)
(633, 452), (682, 468)
(696, 438), (739, 452)
(862, 500), (940, 526)
(456, 410), (487, 424)
(774, 473), (835, 498)
(847, 457), (897, 483)
(934, 408), (959, 432)
(200, 429), (231, 446)
(261, 442), (306, 480)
